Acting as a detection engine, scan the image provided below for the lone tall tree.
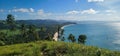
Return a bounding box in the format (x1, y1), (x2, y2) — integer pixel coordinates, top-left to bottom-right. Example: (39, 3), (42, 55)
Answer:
(21, 24), (28, 42)
(21, 24), (26, 33)
(6, 14), (15, 30)
(78, 35), (87, 44)
(57, 25), (61, 38)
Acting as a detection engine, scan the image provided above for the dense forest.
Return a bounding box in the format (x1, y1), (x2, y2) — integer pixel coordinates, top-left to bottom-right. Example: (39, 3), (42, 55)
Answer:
(0, 14), (76, 45)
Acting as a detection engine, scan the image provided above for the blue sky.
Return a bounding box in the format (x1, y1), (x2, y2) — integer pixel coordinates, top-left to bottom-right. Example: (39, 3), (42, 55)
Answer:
(0, 0), (120, 21)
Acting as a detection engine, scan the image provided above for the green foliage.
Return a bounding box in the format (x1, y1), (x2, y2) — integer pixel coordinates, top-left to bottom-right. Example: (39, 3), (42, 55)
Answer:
(6, 14), (15, 24)
(68, 34), (76, 42)
(78, 34), (87, 44)
(6, 14), (16, 30)
(57, 25), (61, 38)
(1, 14), (119, 56)
(61, 37), (65, 41)
(0, 41), (5, 46)
(0, 41), (120, 56)
(54, 43), (68, 56)
(96, 49), (101, 56)
(40, 26), (46, 32)
(21, 23), (26, 33)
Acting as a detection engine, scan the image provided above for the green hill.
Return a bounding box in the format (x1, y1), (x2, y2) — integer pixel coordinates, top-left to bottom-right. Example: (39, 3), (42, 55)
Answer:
(0, 41), (120, 56)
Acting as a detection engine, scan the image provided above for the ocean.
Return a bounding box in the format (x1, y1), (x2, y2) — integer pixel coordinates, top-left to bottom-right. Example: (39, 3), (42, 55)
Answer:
(63, 21), (120, 51)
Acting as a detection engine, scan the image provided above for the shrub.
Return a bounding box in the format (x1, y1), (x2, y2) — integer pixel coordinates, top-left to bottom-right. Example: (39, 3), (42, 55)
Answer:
(54, 43), (68, 56)
(0, 41), (5, 46)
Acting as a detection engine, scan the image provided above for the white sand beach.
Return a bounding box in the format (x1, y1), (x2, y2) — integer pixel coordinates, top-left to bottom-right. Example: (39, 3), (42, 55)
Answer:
(53, 24), (75, 41)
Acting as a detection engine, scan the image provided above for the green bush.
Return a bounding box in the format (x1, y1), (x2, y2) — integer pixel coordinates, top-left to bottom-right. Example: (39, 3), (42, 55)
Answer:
(54, 43), (68, 56)
(0, 41), (5, 46)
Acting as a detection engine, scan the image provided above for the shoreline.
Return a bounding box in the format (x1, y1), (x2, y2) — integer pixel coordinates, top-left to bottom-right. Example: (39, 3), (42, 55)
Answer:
(53, 24), (76, 41)
(61, 24), (76, 29)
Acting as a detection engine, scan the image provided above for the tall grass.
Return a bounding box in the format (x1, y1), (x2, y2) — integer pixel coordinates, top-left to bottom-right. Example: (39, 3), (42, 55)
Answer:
(0, 41), (120, 56)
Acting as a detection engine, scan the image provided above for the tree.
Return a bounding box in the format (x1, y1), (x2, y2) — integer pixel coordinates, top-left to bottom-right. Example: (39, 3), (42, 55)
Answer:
(40, 26), (46, 32)
(0, 40), (5, 46)
(60, 29), (65, 41)
(21, 24), (26, 33)
(45, 33), (52, 41)
(6, 14), (15, 30)
(96, 49), (101, 56)
(20, 24), (28, 42)
(78, 34), (87, 44)
(28, 25), (39, 41)
(61, 37), (65, 41)
(61, 29), (64, 36)
(57, 25), (65, 41)
(0, 32), (6, 45)
(57, 25), (61, 38)
(68, 34), (76, 42)
(28, 25), (36, 33)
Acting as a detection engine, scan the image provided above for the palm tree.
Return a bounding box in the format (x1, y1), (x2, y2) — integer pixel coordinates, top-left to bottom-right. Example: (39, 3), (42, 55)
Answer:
(6, 14), (15, 30)
(68, 34), (76, 42)
(78, 34), (87, 44)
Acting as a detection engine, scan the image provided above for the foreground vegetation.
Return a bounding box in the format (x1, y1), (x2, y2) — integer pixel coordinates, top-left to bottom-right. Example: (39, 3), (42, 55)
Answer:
(0, 41), (120, 56)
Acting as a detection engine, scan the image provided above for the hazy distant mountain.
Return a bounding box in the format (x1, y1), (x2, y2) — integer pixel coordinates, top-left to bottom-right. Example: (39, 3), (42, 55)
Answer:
(16, 19), (76, 26)
(0, 19), (76, 29)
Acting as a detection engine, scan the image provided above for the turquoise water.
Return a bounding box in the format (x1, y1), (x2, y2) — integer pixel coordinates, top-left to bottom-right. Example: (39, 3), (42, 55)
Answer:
(63, 22), (120, 51)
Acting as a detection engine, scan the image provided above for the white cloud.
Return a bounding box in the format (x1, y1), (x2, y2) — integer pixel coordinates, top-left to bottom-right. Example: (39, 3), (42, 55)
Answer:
(0, 9), (4, 12)
(104, 10), (116, 16)
(105, 10), (116, 13)
(88, 0), (104, 2)
(29, 8), (34, 12)
(81, 8), (99, 14)
(13, 8), (29, 12)
(8, 10), (11, 13)
(66, 10), (80, 15)
(75, 0), (79, 3)
(66, 9), (99, 15)
(96, 0), (120, 21)
(97, 0), (120, 10)
(28, 9), (52, 19)
(12, 8), (34, 13)
(37, 9), (44, 15)
(37, 9), (52, 16)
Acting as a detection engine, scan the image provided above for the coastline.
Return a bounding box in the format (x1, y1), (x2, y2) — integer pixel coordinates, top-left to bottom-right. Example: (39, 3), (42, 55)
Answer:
(53, 24), (76, 41)
(61, 24), (76, 29)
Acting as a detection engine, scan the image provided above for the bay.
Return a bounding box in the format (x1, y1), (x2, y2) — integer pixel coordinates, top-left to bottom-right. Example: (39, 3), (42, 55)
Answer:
(63, 22), (120, 51)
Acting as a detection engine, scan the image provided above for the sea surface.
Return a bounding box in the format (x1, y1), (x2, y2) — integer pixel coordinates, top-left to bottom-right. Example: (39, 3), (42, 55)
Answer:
(63, 21), (120, 51)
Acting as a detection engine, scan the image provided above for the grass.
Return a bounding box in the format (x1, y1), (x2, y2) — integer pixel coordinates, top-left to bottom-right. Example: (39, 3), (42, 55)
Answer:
(0, 41), (120, 56)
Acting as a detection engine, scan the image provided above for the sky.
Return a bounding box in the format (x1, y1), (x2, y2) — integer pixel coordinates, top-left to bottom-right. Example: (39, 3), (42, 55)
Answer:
(0, 0), (120, 21)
